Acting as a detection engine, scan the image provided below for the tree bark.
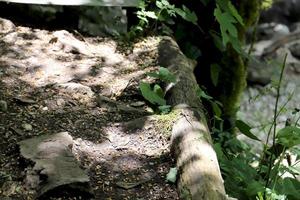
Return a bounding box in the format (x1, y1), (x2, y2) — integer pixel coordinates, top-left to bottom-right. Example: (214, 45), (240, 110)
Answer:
(157, 37), (227, 200)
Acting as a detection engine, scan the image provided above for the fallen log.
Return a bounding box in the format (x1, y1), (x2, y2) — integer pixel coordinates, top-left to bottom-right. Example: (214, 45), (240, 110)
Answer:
(157, 37), (227, 200)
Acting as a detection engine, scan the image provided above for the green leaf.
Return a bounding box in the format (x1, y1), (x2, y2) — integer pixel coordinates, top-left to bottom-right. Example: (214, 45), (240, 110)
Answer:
(275, 178), (300, 200)
(175, 6), (198, 25)
(139, 82), (166, 106)
(245, 181), (264, 197)
(146, 71), (160, 78)
(147, 67), (176, 83)
(184, 42), (202, 59)
(214, 5), (238, 46)
(153, 84), (164, 98)
(236, 120), (260, 141)
(159, 67), (177, 83)
(210, 31), (225, 51)
(159, 105), (171, 114)
(215, 0), (228, 10)
(228, 34), (242, 53)
(227, 1), (244, 25)
(196, 87), (213, 100)
(166, 167), (177, 183)
(143, 11), (158, 19)
(290, 146), (300, 159)
(276, 126), (300, 148)
(211, 101), (222, 117)
(200, 0), (211, 6)
(156, 0), (163, 9)
(265, 188), (287, 200)
(210, 63), (221, 86)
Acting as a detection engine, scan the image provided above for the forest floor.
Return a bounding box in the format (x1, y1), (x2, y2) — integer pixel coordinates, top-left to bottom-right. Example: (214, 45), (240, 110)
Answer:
(0, 18), (179, 199)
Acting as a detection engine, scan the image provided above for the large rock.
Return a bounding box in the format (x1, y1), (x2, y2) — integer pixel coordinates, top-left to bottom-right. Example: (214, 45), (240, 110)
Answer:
(18, 132), (93, 198)
(0, 17), (15, 34)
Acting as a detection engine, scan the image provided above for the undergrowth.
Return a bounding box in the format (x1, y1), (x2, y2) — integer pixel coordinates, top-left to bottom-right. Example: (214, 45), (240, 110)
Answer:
(209, 55), (300, 200)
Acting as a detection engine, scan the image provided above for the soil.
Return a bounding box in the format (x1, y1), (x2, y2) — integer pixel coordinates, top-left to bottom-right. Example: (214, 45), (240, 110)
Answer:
(0, 18), (179, 199)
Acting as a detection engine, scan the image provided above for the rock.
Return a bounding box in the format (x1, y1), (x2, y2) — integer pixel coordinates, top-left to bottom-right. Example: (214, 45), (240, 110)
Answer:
(0, 17), (15, 34)
(253, 23), (290, 41)
(56, 98), (65, 106)
(130, 101), (145, 107)
(42, 106), (48, 111)
(22, 123), (33, 131)
(10, 127), (25, 136)
(52, 30), (91, 55)
(18, 132), (93, 198)
(0, 100), (7, 112)
(289, 42), (300, 59)
(55, 82), (94, 98)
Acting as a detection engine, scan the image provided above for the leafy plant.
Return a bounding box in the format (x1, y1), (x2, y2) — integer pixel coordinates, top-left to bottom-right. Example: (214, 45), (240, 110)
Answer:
(139, 67), (176, 114)
(130, 0), (199, 37)
(214, 54), (300, 199)
(196, 87), (223, 125)
(214, 0), (244, 52)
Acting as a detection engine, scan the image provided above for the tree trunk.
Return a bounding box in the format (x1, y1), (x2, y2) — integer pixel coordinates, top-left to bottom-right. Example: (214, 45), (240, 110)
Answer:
(157, 37), (227, 200)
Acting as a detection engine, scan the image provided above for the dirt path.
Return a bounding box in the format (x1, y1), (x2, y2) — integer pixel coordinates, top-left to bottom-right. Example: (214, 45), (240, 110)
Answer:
(0, 18), (178, 199)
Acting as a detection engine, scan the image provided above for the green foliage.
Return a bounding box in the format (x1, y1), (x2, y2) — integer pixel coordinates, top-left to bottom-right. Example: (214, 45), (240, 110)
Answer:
(214, 0), (244, 52)
(131, 0), (199, 36)
(236, 120), (260, 141)
(214, 56), (300, 200)
(147, 67), (176, 83)
(139, 67), (176, 114)
(139, 82), (166, 105)
(276, 126), (300, 148)
(210, 63), (221, 86)
(174, 5), (198, 25)
(196, 87), (223, 122)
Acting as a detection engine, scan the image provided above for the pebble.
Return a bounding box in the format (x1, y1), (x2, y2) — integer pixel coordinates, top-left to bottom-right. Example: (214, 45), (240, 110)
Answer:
(22, 123), (33, 131)
(0, 100), (8, 111)
(289, 42), (300, 59)
(130, 101), (145, 107)
(42, 106), (48, 111)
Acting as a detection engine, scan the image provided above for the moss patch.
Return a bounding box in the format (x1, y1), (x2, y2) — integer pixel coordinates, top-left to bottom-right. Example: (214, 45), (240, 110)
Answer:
(154, 110), (181, 137)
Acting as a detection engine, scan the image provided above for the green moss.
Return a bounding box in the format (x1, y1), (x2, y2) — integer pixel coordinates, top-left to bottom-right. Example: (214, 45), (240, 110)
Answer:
(218, 46), (246, 123)
(180, 186), (192, 200)
(155, 110), (180, 136)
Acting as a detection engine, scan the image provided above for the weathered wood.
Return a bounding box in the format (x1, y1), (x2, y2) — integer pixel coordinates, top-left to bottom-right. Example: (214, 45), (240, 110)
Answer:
(157, 37), (227, 200)
(0, 0), (138, 7)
